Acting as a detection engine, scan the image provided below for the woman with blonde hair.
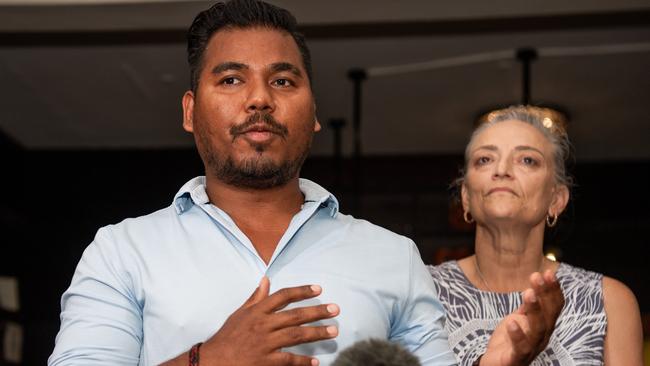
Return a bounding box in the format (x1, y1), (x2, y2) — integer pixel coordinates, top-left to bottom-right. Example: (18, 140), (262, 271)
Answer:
(429, 106), (643, 365)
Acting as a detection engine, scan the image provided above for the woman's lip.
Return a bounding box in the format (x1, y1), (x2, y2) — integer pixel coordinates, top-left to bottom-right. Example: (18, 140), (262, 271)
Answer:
(488, 187), (517, 195)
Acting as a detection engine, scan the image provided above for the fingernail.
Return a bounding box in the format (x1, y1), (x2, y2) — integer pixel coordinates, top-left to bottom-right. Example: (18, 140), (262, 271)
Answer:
(311, 285), (321, 293)
(536, 277), (545, 286)
(311, 358), (320, 366)
(326, 326), (338, 336)
(530, 293), (538, 303)
(327, 304), (338, 314)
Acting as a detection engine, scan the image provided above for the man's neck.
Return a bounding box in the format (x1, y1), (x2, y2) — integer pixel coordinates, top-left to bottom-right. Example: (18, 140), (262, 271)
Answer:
(204, 175), (304, 263)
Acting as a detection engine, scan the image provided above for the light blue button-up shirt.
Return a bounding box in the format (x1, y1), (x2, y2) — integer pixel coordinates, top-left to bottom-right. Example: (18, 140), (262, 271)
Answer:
(49, 177), (455, 366)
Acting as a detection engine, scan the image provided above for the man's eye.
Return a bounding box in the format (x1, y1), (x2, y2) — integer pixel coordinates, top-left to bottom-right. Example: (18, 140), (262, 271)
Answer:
(221, 77), (241, 85)
(273, 79), (292, 87)
(475, 156), (491, 165)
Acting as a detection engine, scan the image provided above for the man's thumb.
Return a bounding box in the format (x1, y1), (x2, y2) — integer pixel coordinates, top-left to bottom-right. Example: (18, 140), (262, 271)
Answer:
(244, 276), (270, 306)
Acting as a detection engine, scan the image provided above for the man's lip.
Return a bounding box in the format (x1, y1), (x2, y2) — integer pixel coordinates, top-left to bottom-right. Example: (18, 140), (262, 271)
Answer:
(488, 187), (517, 195)
(238, 129), (278, 144)
(241, 125), (276, 134)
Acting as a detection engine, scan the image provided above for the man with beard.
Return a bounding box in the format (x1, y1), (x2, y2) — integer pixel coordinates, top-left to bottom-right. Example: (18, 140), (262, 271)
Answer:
(49, 1), (563, 366)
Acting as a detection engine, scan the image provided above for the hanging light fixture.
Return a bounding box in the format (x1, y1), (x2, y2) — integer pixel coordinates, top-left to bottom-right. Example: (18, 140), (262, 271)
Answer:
(475, 47), (570, 133)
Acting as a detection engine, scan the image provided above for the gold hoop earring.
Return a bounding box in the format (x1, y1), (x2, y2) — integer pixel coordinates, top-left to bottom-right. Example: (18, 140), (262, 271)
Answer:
(546, 213), (558, 227)
(463, 211), (474, 224)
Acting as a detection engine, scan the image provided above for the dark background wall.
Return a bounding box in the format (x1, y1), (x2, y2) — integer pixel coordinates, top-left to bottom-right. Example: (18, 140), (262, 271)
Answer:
(1, 147), (648, 364)
(1, 1), (649, 364)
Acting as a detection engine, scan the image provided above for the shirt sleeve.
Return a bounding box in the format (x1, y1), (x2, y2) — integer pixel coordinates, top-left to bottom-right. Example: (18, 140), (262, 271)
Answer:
(389, 240), (457, 366)
(48, 226), (143, 366)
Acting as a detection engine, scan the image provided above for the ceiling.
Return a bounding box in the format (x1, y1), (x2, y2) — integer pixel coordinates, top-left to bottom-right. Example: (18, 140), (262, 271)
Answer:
(1, 0), (649, 161)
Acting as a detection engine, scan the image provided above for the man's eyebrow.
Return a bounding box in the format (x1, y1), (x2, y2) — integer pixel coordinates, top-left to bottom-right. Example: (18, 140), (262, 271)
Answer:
(270, 62), (303, 77)
(211, 62), (248, 74)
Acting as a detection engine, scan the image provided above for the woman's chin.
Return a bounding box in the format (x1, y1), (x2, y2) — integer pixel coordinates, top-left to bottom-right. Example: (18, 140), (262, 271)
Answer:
(481, 206), (520, 219)
(481, 211), (525, 224)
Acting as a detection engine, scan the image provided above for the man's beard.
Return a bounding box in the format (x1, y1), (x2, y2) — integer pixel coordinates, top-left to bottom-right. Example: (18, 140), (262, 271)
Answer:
(198, 112), (313, 189)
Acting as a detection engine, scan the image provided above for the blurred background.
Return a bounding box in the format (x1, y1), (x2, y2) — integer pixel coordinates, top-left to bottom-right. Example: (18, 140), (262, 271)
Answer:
(0, 0), (649, 364)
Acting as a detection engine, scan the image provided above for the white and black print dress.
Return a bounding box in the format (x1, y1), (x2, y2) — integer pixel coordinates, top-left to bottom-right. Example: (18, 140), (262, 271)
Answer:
(428, 261), (607, 366)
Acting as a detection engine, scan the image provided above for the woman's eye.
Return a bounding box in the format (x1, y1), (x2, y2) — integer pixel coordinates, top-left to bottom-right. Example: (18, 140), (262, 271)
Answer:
(475, 156), (491, 165)
(522, 156), (538, 166)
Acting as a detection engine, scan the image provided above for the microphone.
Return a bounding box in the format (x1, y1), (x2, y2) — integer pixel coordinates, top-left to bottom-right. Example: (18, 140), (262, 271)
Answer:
(332, 338), (421, 366)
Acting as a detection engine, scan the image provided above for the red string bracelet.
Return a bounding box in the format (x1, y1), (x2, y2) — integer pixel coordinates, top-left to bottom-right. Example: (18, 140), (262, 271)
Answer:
(189, 342), (203, 366)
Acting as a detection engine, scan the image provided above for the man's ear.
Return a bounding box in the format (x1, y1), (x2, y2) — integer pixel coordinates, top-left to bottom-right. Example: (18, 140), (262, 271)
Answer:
(182, 90), (195, 133)
(314, 117), (321, 132)
(313, 103), (321, 132)
(549, 184), (570, 216)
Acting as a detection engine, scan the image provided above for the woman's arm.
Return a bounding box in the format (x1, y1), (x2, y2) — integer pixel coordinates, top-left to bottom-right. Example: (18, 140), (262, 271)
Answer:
(602, 276), (644, 366)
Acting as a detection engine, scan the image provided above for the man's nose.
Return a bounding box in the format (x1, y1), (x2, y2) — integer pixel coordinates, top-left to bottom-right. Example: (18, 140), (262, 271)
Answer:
(245, 79), (275, 113)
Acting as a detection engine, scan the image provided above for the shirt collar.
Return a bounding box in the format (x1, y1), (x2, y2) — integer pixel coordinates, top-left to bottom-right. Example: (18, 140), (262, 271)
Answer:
(173, 176), (339, 217)
(299, 178), (339, 216)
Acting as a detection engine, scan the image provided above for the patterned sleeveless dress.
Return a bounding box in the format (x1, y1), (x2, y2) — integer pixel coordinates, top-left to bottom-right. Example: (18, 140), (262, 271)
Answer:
(427, 261), (607, 366)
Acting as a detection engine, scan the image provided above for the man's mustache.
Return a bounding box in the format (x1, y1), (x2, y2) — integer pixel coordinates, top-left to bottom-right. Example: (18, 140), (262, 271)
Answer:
(230, 113), (289, 140)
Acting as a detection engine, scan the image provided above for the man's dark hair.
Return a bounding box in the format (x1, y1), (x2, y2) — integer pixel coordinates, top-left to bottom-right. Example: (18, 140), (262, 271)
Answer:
(187, 0), (312, 92)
